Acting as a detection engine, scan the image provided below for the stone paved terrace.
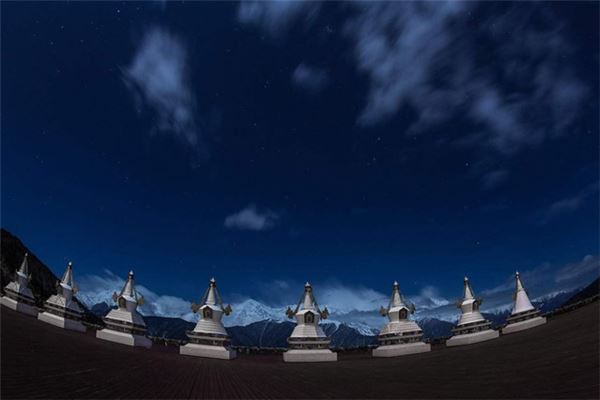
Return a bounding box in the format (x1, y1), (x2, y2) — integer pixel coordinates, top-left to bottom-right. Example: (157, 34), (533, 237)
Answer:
(1, 302), (598, 399)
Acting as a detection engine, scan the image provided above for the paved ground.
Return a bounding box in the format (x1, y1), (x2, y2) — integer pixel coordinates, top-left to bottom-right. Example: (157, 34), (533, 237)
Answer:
(1, 302), (598, 399)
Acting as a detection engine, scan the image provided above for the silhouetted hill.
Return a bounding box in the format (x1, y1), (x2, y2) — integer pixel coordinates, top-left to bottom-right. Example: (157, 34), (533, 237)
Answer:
(145, 317), (378, 349)
(0, 228), (103, 325)
(563, 277), (600, 306)
(419, 318), (455, 339)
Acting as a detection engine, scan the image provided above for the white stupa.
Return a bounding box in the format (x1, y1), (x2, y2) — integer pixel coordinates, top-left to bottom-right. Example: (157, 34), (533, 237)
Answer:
(501, 272), (546, 334)
(96, 270), (151, 348)
(180, 278), (236, 360)
(283, 282), (337, 362)
(1, 253), (38, 316)
(373, 281), (430, 357)
(38, 262), (86, 332)
(446, 277), (499, 347)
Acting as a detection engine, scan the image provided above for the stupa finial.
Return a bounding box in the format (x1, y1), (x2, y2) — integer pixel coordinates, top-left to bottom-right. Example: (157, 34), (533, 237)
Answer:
(17, 253), (30, 275)
(463, 276), (475, 300)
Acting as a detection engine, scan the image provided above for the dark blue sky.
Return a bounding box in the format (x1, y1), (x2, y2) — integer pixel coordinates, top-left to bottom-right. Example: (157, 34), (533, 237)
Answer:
(2, 1), (598, 306)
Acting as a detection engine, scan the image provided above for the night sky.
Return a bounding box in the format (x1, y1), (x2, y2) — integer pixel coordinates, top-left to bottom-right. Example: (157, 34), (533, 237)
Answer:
(2, 1), (598, 312)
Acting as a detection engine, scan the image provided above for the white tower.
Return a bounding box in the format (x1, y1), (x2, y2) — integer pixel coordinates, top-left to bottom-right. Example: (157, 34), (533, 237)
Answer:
(372, 281), (430, 357)
(38, 262), (86, 332)
(1, 253), (38, 316)
(446, 277), (499, 347)
(283, 282), (337, 362)
(96, 270), (151, 348)
(502, 272), (546, 334)
(180, 278), (236, 360)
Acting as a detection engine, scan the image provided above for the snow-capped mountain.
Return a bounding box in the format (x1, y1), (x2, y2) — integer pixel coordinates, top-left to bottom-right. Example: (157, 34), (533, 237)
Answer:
(78, 265), (583, 340)
(84, 288), (579, 333)
(224, 299), (287, 327)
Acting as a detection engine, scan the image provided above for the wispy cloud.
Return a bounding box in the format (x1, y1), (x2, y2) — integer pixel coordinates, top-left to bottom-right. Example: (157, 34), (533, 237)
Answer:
(539, 183), (598, 224)
(123, 27), (203, 155)
(292, 63), (329, 93)
(344, 2), (588, 155)
(224, 205), (279, 231)
(410, 285), (450, 310)
(77, 269), (196, 322)
(239, 2), (588, 158)
(555, 255), (599, 283)
(237, 0), (320, 35)
(482, 169), (509, 190)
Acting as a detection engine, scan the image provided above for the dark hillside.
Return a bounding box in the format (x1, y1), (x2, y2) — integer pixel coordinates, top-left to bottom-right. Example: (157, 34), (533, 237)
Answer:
(0, 228), (103, 325)
(563, 277), (600, 306)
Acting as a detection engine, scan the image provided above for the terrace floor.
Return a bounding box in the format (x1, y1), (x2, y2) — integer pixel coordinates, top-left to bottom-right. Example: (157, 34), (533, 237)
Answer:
(1, 302), (598, 399)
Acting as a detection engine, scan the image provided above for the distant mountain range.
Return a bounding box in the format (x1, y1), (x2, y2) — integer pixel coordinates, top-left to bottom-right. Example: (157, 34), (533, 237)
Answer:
(1, 228), (595, 349)
(86, 287), (579, 349)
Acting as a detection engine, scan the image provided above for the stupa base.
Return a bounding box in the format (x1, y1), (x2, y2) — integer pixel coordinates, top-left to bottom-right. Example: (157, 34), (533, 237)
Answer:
(502, 316), (546, 334)
(38, 311), (86, 332)
(283, 349), (337, 363)
(180, 343), (237, 360)
(372, 341), (431, 357)
(446, 329), (499, 347)
(96, 328), (152, 348)
(0, 296), (38, 317)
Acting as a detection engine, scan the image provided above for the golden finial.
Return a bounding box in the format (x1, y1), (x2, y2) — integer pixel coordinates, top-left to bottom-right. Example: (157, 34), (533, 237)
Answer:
(285, 306), (294, 318)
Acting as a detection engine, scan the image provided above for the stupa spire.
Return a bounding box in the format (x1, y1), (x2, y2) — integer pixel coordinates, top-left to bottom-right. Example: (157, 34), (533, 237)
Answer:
(17, 253), (29, 277)
(463, 276), (475, 300)
(60, 262), (76, 292)
(205, 277), (218, 306)
(120, 270), (137, 300)
(390, 281), (404, 307)
(513, 272), (534, 313)
(302, 282), (317, 311)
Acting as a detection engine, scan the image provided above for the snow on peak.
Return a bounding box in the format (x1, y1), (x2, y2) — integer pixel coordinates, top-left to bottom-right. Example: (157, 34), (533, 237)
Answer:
(224, 299), (287, 327)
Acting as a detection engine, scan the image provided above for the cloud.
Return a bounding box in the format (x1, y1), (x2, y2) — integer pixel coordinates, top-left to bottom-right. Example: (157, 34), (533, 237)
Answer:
(237, 0), (320, 35)
(482, 169), (509, 190)
(224, 205), (278, 231)
(292, 63), (329, 93)
(539, 183), (598, 224)
(410, 285), (450, 310)
(122, 27), (203, 154)
(555, 255), (599, 283)
(343, 2), (588, 155)
(77, 270), (196, 322)
(239, 2), (589, 157)
(316, 284), (388, 314)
